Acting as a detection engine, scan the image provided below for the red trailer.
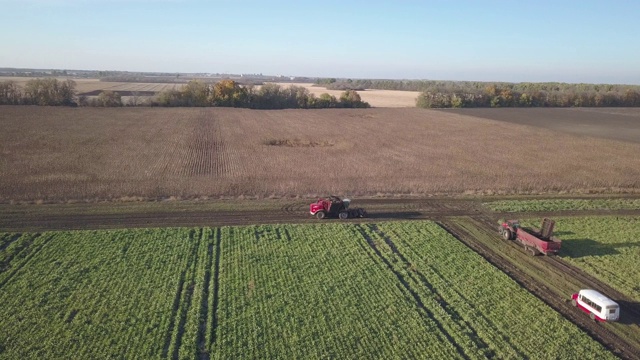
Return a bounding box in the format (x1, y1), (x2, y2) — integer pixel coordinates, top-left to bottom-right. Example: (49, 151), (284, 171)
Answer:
(499, 218), (561, 256)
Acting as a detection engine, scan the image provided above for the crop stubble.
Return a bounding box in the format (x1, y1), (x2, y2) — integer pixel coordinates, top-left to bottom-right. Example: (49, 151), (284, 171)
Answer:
(1, 106), (639, 202)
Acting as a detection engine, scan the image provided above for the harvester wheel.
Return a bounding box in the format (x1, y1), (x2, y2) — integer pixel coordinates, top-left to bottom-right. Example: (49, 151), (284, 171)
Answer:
(571, 299), (577, 307)
(339, 211), (349, 220)
(503, 229), (512, 240)
(315, 211), (326, 220)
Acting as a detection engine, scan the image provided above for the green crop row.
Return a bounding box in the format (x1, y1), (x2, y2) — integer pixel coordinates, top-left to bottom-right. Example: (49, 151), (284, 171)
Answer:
(213, 223), (464, 358)
(371, 222), (613, 359)
(522, 216), (640, 302)
(0, 223), (615, 359)
(0, 228), (206, 359)
(484, 198), (640, 212)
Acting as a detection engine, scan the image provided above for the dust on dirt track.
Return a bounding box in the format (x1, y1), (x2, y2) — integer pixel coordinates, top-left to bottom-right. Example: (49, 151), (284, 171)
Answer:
(1, 197), (640, 358)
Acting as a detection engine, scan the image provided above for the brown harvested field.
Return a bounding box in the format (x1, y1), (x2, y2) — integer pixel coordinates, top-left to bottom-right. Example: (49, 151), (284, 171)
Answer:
(441, 107), (640, 144)
(73, 81), (181, 95)
(273, 82), (420, 107)
(0, 77), (181, 94)
(1, 106), (639, 203)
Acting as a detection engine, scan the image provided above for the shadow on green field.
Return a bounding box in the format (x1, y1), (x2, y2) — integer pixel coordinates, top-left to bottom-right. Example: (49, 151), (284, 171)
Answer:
(560, 238), (640, 258)
(553, 231), (575, 237)
(614, 300), (640, 325)
(560, 238), (620, 258)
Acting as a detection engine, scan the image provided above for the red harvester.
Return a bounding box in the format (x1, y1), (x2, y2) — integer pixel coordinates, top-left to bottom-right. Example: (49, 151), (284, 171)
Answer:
(309, 196), (367, 220)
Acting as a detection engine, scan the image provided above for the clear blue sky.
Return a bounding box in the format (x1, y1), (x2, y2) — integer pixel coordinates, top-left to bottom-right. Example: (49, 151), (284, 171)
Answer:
(1, 0), (639, 84)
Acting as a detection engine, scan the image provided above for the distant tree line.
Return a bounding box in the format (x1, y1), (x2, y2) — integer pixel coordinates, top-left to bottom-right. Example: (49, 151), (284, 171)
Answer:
(144, 80), (370, 109)
(6, 78), (639, 109)
(316, 78), (640, 108)
(0, 78), (76, 106)
(0, 79), (370, 109)
(415, 83), (640, 108)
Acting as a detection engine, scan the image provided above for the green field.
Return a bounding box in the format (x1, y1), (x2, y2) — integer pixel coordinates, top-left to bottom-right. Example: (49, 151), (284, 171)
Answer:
(522, 216), (640, 302)
(0, 222), (614, 359)
(484, 198), (640, 212)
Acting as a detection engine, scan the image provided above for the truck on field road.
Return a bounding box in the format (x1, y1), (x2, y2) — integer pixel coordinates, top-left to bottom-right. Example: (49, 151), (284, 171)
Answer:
(499, 218), (561, 256)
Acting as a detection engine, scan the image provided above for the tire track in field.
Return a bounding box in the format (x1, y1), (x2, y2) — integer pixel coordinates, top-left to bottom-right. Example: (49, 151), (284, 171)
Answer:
(367, 224), (497, 359)
(197, 229), (215, 360)
(544, 255), (640, 322)
(0, 233), (22, 252)
(354, 224), (469, 360)
(178, 109), (225, 177)
(172, 229), (203, 360)
(472, 215), (640, 324)
(213, 115), (229, 177)
(0, 233), (52, 289)
(0, 233), (27, 272)
(162, 229), (201, 359)
(440, 218), (639, 360)
(207, 227), (222, 354)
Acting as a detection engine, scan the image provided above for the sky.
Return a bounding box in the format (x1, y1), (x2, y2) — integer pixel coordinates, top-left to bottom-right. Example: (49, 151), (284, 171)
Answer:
(1, 0), (639, 84)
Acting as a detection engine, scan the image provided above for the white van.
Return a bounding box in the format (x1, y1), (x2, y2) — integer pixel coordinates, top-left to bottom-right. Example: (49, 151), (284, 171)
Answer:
(571, 289), (619, 322)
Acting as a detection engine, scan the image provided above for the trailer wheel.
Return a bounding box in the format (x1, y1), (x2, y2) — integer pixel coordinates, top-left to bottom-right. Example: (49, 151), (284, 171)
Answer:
(339, 211), (349, 220)
(315, 211), (326, 220)
(503, 229), (512, 240)
(571, 299), (577, 307)
(527, 247), (537, 256)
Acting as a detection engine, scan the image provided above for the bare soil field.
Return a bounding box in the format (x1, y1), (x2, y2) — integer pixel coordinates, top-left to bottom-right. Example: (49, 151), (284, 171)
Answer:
(1, 106), (639, 203)
(442, 108), (640, 144)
